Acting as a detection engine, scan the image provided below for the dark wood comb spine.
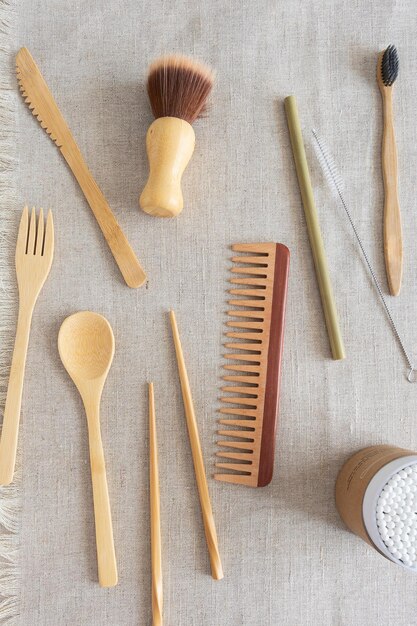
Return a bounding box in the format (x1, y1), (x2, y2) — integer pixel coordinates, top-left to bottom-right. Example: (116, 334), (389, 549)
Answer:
(257, 243), (290, 487)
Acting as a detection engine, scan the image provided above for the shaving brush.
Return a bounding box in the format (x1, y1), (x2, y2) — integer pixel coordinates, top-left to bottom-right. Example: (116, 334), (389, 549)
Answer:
(140, 55), (214, 218)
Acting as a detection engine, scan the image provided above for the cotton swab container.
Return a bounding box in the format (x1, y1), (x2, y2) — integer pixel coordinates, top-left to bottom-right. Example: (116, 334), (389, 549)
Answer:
(336, 445), (417, 571)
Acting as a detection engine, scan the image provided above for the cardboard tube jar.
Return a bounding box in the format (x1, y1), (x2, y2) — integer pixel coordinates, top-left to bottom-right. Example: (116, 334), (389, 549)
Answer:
(336, 445), (417, 571)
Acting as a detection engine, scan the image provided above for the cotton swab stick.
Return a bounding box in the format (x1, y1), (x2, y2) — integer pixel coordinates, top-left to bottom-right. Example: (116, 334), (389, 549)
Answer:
(149, 383), (163, 626)
(284, 95), (345, 360)
(169, 310), (223, 580)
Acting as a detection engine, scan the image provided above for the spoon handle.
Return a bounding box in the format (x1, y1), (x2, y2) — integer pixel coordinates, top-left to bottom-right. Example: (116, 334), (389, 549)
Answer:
(87, 412), (118, 587)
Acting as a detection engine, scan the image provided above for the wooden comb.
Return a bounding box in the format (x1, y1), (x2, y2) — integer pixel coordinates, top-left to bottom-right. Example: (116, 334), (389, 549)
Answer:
(215, 243), (290, 487)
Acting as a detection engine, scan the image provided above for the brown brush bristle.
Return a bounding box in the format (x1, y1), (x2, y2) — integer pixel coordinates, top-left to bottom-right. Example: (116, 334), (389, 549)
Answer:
(146, 55), (214, 124)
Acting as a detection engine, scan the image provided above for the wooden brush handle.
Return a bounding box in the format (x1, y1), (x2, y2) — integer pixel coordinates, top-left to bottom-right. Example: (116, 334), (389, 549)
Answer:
(381, 90), (402, 296)
(61, 144), (146, 289)
(86, 406), (117, 588)
(0, 306), (32, 485)
(140, 117), (195, 218)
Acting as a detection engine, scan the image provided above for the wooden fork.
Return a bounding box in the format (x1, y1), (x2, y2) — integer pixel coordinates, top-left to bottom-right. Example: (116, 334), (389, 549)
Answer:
(0, 206), (54, 485)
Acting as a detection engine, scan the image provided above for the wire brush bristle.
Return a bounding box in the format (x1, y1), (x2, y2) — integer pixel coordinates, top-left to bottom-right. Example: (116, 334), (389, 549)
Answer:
(146, 55), (214, 124)
(380, 44), (399, 87)
(311, 129), (414, 377)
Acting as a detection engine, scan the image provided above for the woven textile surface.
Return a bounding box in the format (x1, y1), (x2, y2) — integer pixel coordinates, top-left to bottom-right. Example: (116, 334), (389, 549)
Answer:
(4, 0), (417, 624)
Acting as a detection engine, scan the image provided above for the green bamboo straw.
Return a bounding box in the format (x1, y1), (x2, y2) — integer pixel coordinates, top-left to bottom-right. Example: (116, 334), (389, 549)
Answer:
(284, 95), (345, 360)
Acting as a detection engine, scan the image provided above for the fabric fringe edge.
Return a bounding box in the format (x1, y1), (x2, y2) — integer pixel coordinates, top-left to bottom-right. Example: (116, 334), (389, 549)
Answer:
(0, 0), (21, 624)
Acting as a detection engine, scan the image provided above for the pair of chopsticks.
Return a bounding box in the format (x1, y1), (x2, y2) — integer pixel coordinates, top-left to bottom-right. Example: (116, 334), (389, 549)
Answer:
(148, 311), (223, 625)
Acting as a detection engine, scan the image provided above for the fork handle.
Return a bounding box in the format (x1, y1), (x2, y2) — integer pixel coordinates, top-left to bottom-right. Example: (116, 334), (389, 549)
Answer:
(0, 305), (33, 485)
(61, 143), (146, 289)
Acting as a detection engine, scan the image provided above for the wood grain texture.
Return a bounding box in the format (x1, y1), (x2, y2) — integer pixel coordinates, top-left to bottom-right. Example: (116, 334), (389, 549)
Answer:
(0, 207), (54, 486)
(169, 310), (223, 580)
(140, 117), (195, 217)
(377, 52), (403, 296)
(149, 383), (163, 626)
(16, 47), (146, 289)
(215, 243), (289, 487)
(58, 312), (117, 588)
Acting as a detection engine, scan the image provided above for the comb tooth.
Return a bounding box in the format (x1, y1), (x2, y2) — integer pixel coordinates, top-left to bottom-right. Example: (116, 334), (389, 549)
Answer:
(215, 473), (255, 485)
(224, 353), (261, 362)
(232, 243), (272, 254)
(215, 462), (252, 473)
(224, 343), (262, 352)
(231, 266), (268, 276)
(221, 397), (258, 407)
(226, 321), (264, 330)
(216, 450), (254, 459)
(215, 473), (256, 485)
(218, 419), (256, 427)
(222, 375), (259, 384)
(218, 430), (255, 440)
(230, 277), (267, 286)
(229, 288), (266, 298)
(218, 407), (258, 417)
(221, 386), (258, 396)
(217, 440), (254, 450)
(227, 310), (265, 320)
(228, 299), (266, 309)
(225, 332), (263, 342)
(231, 256), (269, 266)
(223, 364), (260, 373)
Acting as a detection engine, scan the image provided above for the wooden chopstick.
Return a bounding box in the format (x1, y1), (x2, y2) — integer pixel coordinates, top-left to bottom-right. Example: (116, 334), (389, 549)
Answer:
(149, 383), (163, 626)
(169, 310), (224, 580)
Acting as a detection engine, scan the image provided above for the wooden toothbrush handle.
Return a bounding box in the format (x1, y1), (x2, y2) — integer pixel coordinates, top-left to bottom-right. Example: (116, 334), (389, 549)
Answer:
(0, 305), (33, 485)
(382, 92), (402, 296)
(61, 143), (146, 289)
(86, 410), (117, 587)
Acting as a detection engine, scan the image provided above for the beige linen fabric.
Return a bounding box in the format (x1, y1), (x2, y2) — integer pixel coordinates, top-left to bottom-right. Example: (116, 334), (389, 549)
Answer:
(7, 0), (417, 624)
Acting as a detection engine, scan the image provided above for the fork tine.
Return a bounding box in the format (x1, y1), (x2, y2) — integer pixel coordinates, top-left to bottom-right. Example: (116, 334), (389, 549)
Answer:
(35, 208), (44, 256)
(43, 210), (54, 258)
(27, 207), (36, 255)
(16, 206), (29, 254)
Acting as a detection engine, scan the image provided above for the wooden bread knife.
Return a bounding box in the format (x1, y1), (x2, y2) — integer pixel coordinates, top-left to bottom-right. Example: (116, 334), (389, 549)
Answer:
(16, 47), (146, 289)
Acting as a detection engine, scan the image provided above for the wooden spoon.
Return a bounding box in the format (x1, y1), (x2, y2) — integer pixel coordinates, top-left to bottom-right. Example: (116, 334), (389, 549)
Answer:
(58, 311), (117, 588)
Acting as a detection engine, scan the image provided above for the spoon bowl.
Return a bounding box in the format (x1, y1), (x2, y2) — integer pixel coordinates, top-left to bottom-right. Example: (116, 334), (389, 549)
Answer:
(58, 311), (114, 385)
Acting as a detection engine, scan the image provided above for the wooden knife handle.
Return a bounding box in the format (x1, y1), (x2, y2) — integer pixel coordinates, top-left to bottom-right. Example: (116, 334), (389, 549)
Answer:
(62, 145), (146, 289)
(382, 91), (403, 296)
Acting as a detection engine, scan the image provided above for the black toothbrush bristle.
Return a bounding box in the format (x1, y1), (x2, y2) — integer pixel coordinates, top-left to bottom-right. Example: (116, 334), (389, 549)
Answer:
(381, 44), (399, 86)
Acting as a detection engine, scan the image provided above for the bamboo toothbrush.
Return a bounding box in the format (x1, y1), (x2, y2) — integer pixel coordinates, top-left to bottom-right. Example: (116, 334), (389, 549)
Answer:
(149, 383), (163, 626)
(140, 56), (214, 217)
(377, 44), (402, 296)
